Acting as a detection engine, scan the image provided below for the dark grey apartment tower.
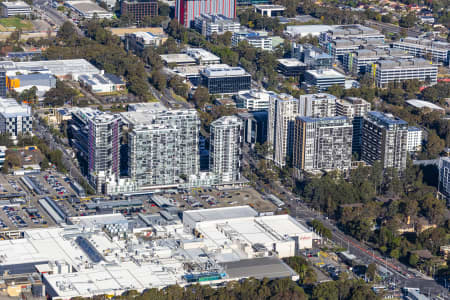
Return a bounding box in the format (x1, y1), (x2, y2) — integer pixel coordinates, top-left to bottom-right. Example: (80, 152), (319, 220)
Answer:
(0, 68), (6, 97)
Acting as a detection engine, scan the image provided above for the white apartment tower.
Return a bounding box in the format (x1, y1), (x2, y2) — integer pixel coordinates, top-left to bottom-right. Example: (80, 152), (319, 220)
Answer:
(268, 93), (299, 167)
(209, 116), (242, 184)
(298, 93), (337, 118)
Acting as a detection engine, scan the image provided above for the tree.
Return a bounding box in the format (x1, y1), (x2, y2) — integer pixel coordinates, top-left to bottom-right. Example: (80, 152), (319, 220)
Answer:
(151, 71), (167, 91)
(192, 86), (210, 108)
(366, 263), (377, 281)
(409, 253), (419, 266)
(399, 13), (417, 28)
(58, 21), (76, 40)
(423, 131), (444, 158)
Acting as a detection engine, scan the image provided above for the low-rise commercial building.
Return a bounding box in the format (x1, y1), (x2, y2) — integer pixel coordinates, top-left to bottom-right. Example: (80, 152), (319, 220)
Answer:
(79, 73), (126, 94)
(392, 37), (450, 65)
(65, 1), (113, 19)
(201, 65), (251, 94)
(284, 25), (333, 38)
(160, 54), (197, 66)
(235, 89), (272, 111)
(0, 1), (31, 17)
(6, 73), (56, 98)
(405, 99), (445, 112)
(292, 43), (333, 70)
(253, 4), (285, 17)
(0, 98), (32, 139)
(371, 58), (438, 88)
(194, 14), (240, 37)
(232, 30), (272, 51)
(277, 58), (307, 77)
(185, 48), (221, 65)
(125, 31), (168, 53)
(328, 38), (386, 62)
(293, 116), (353, 172)
(303, 69), (346, 91)
(319, 24), (384, 46)
(343, 48), (413, 75)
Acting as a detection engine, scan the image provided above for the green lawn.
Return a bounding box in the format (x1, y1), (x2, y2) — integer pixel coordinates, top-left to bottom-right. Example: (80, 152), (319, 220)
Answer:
(0, 17), (33, 31)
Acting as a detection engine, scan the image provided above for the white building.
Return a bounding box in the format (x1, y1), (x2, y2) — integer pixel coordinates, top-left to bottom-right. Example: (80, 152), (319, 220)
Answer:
(407, 126), (423, 152)
(253, 4), (285, 17)
(79, 73), (126, 94)
(298, 93), (337, 118)
(267, 93), (298, 167)
(125, 31), (168, 53)
(209, 116), (242, 184)
(185, 48), (221, 65)
(392, 37), (450, 65)
(0, 1), (31, 17)
(284, 25), (333, 38)
(319, 24), (384, 46)
(0, 98), (32, 140)
(405, 99), (445, 112)
(439, 157), (450, 201)
(65, 1), (113, 19)
(232, 30), (272, 51)
(303, 69), (346, 91)
(194, 14), (240, 37)
(235, 89), (273, 111)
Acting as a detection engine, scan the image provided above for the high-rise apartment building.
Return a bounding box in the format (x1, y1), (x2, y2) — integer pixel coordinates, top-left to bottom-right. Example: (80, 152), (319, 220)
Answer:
(0, 98), (32, 139)
(361, 111), (408, 170)
(406, 126), (422, 153)
(209, 116), (242, 184)
(176, 0), (236, 27)
(0, 68), (6, 97)
(121, 0), (158, 21)
(438, 157), (450, 201)
(293, 116), (353, 172)
(298, 93), (336, 118)
(121, 109), (200, 188)
(267, 93), (298, 167)
(336, 97), (371, 155)
(87, 114), (121, 193)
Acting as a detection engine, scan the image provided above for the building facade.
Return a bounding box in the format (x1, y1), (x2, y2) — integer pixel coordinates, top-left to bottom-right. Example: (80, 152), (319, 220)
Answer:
(371, 58), (438, 88)
(176, 0), (236, 27)
(201, 65), (251, 94)
(293, 116), (353, 172)
(235, 89), (272, 111)
(336, 97), (371, 155)
(392, 38), (450, 65)
(303, 69), (345, 91)
(121, 0), (158, 21)
(0, 1), (31, 17)
(361, 111), (408, 170)
(407, 126), (423, 153)
(194, 14), (240, 37)
(87, 114), (121, 193)
(0, 68), (6, 98)
(438, 157), (450, 201)
(209, 116), (242, 184)
(238, 111), (268, 146)
(267, 93), (298, 167)
(298, 93), (336, 118)
(0, 98), (32, 139)
(232, 30), (272, 51)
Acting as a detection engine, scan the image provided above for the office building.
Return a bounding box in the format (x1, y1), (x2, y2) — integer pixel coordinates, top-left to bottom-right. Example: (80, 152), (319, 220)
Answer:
(176, 0), (236, 27)
(438, 157), (450, 201)
(87, 114), (121, 193)
(292, 43), (333, 70)
(235, 89), (272, 111)
(121, 109), (200, 188)
(303, 69), (346, 91)
(343, 48), (413, 75)
(0, 1), (31, 17)
(371, 58), (438, 88)
(232, 30), (272, 51)
(120, 0), (158, 21)
(277, 58), (306, 77)
(6, 73), (56, 98)
(209, 116), (242, 184)
(392, 38), (450, 65)
(0, 98), (32, 139)
(237, 0), (270, 5)
(267, 93), (298, 167)
(0, 68), (7, 98)
(293, 116), (353, 172)
(125, 31), (168, 53)
(319, 24), (384, 46)
(407, 126), (423, 152)
(201, 65), (251, 94)
(0, 146), (6, 168)
(336, 97), (371, 155)
(65, 1), (113, 19)
(298, 93), (337, 118)
(361, 111), (408, 170)
(238, 111), (267, 146)
(253, 4), (285, 17)
(194, 14), (240, 37)
(328, 38), (386, 62)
